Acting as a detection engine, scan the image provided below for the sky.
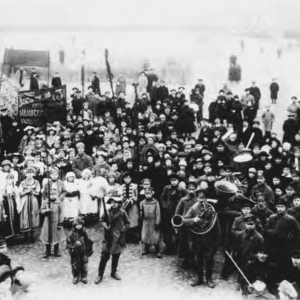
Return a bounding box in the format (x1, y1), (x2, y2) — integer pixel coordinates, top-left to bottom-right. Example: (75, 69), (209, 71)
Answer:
(0, 0), (283, 30)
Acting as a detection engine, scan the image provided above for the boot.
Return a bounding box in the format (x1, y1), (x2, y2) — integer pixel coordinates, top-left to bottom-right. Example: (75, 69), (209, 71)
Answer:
(155, 244), (162, 259)
(206, 279), (216, 289)
(111, 254), (121, 280)
(94, 275), (103, 284)
(111, 273), (121, 280)
(190, 278), (204, 287)
(81, 277), (88, 284)
(54, 244), (61, 257)
(73, 277), (79, 285)
(142, 243), (148, 255)
(43, 245), (51, 258)
(30, 231), (35, 243)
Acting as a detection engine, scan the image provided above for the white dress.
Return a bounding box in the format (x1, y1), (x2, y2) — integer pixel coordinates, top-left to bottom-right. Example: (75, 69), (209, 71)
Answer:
(78, 178), (98, 214)
(63, 180), (80, 219)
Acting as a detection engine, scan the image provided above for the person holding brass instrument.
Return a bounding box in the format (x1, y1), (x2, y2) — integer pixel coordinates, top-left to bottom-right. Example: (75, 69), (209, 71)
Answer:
(95, 197), (130, 284)
(161, 173), (187, 255)
(183, 189), (220, 288)
(173, 181), (198, 268)
(121, 172), (139, 243)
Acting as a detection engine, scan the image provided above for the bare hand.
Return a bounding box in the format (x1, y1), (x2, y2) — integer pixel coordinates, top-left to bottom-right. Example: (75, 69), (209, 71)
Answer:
(193, 216), (201, 223)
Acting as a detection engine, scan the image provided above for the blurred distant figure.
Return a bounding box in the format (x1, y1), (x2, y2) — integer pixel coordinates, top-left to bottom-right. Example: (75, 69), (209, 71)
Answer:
(51, 72), (62, 88)
(194, 79), (205, 96)
(270, 79), (279, 104)
(29, 74), (39, 90)
(145, 69), (158, 93)
(261, 106), (275, 137)
(30, 68), (38, 79)
(138, 72), (148, 96)
(116, 73), (127, 95)
(91, 72), (101, 95)
(248, 81), (261, 110)
(15, 66), (27, 88)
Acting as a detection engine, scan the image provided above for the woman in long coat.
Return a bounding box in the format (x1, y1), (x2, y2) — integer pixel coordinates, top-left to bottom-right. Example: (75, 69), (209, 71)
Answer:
(0, 173), (21, 239)
(18, 168), (40, 242)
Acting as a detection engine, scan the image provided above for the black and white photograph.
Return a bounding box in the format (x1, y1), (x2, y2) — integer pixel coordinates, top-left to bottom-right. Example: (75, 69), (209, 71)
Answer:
(1, 0), (300, 299)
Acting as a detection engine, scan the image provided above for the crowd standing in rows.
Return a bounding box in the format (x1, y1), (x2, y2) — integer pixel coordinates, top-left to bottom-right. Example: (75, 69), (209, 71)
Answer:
(1, 67), (300, 299)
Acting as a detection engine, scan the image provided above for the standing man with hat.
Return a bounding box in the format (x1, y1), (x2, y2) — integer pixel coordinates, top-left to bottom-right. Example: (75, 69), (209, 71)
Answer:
(231, 214), (264, 295)
(174, 181), (198, 267)
(91, 72), (101, 95)
(0, 106), (12, 156)
(72, 142), (93, 179)
(183, 189), (220, 288)
(94, 197), (130, 284)
(161, 173), (187, 255)
(40, 167), (66, 258)
(265, 199), (300, 274)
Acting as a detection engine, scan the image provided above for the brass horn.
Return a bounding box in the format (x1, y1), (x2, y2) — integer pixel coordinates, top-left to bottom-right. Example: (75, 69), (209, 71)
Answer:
(171, 214), (184, 228)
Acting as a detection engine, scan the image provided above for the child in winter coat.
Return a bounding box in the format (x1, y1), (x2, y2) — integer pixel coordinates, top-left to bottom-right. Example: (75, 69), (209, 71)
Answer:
(63, 172), (80, 224)
(66, 217), (93, 284)
(140, 187), (164, 258)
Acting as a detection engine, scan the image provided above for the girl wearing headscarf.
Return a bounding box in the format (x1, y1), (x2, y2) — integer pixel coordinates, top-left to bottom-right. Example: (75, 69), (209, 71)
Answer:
(18, 168), (40, 242)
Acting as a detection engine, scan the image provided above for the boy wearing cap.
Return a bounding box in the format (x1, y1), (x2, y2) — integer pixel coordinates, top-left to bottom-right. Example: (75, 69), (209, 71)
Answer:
(251, 174), (275, 209)
(265, 199), (300, 273)
(140, 187), (164, 258)
(241, 245), (278, 298)
(174, 181), (198, 267)
(94, 197), (130, 284)
(66, 217), (93, 284)
(231, 214), (264, 293)
(161, 173), (187, 255)
(72, 143), (93, 179)
(287, 193), (300, 226)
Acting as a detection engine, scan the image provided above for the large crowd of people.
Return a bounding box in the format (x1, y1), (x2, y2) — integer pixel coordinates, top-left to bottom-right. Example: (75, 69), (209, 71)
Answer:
(1, 65), (300, 299)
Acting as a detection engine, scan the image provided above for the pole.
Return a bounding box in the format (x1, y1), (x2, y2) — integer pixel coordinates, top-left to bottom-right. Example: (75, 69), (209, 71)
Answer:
(225, 251), (252, 286)
(47, 51), (50, 88)
(0, 49), (7, 97)
(105, 49), (115, 99)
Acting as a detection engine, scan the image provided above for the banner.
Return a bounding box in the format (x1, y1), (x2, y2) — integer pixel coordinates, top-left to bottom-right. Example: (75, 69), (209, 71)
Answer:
(18, 85), (67, 126)
(4, 49), (49, 68)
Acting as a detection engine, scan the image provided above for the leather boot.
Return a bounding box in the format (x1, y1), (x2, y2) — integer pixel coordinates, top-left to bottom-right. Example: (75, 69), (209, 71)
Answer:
(111, 254), (121, 280)
(44, 245), (51, 258)
(190, 278), (204, 287)
(54, 244), (61, 257)
(94, 275), (103, 284)
(73, 277), (79, 284)
(206, 279), (216, 289)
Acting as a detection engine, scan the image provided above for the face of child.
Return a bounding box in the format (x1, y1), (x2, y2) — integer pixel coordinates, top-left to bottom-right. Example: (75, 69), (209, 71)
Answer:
(242, 207), (251, 216)
(257, 252), (268, 262)
(75, 224), (83, 230)
(293, 198), (300, 207)
(124, 176), (131, 184)
(275, 189), (283, 196)
(0, 244), (7, 254)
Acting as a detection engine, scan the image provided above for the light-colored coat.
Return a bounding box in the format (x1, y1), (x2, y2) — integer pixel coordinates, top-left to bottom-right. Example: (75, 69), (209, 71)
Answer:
(261, 110), (275, 132)
(140, 198), (161, 245)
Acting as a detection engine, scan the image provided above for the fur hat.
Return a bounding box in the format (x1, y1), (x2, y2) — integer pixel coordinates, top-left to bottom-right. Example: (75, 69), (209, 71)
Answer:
(73, 216), (84, 226)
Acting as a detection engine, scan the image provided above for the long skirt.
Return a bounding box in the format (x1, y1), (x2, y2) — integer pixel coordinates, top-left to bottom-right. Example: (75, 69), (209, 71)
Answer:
(20, 195), (40, 233)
